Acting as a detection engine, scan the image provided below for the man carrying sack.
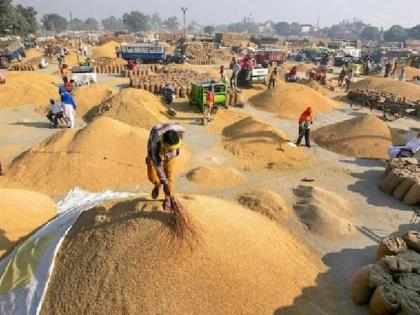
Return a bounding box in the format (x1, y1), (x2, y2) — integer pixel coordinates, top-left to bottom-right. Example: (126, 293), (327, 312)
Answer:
(146, 123), (185, 209)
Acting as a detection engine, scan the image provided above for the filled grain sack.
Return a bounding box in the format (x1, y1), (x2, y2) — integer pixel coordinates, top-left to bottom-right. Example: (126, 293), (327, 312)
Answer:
(402, 231), (420, 253)
(392, 177), (416, 201)
(402, 182), (420, 205)
(351, 264), (392, 305)
(377, 237), (407, 260)
(380, 170), (405, 194)
(369, 285), (401, 315)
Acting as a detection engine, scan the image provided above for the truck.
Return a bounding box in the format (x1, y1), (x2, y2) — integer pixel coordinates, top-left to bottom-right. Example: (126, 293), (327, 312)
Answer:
(120, 42), (167, 63)
(254, 49), (287, 67)
(236, 56), (269, 88)
(0, 38), (25, 69)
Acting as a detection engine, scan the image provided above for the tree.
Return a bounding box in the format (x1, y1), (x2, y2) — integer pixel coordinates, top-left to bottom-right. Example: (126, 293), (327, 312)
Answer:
(408, 24), (420, 40)
(149, 12), (161, 30)
(0, 0), (14, 34)
(84, 17), (99, 30)
(42, 14), (68, 33)
(274, 21), (290, 36)
(360, 26), (381, 41)
(101, 16), (123, 32)
(163, 16), (179, 31)
(122, 11), (149, 32)
(16, 5), (38, 33)
(383, 25), (407, 42)
(204, 25), (215, 34)
(71, 18), (85, 31)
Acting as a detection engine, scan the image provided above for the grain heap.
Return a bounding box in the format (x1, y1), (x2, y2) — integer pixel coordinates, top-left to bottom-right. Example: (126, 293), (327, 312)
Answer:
(187, 166), (246, 189)
(237, 188), (291, 222)
(249, 82), (338, 120)
(351, 231), (420, 315)
(88, 88), (168, 129)
(313, 115), (399, 159)
(405, 66), (420, 79)
(379, 158), (420, 205)
(222, 116), (310, 171)
(0, 72), (59, 108)
(293, 185), (355, 237)
(5, 117), (188, 196)
(40, 195), (342, 314)
(0, 188), (56, 257)
(351, 77), (420, 102)
(73, 84), (115, 118)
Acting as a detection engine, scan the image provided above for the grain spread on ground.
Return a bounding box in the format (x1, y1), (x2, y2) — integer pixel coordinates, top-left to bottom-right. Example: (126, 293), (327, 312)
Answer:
(237, 188), (291, 222)
(313, 115), (401, 159)
(90, 88), (168, 129)
(249, 82), (338, 120)
(0, 72), (59, 108)
(222, 116), (311, 171)
(4, 117), (189, 196)
(187, 166), (246, 188)
(41, 195), (342, 315)
(293, 185), (355, 237)
(351, 77), (420, 102)
(404, 66), (420, 79)
(0, 188), (56, 257)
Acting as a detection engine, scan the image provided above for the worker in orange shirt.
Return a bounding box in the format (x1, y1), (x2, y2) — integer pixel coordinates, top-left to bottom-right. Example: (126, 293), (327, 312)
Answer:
(204, 85), (215, 123)
(296, 107), (313, 148)
(60, 64), (69, 83)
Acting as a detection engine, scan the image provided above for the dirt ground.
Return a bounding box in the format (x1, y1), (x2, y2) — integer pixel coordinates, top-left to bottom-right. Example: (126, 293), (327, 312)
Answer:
(0, 62), (419, 314)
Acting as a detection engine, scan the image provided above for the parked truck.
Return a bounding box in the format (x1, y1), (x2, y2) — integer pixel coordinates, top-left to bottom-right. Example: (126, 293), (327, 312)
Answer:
(0, 38), (25, 69)
(120, 42), (185, 64)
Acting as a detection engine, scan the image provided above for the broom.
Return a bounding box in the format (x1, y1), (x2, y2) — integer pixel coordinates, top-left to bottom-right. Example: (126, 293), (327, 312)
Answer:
(164, 194), (196, 238)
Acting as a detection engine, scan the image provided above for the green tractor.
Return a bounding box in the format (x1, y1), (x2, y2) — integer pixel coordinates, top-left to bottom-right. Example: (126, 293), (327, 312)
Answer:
(189, 81), (228, 112)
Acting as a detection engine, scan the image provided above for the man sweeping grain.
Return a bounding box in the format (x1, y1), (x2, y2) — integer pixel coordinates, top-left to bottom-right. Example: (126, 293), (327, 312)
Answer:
(146, 123), (185, 207)
(296, 107), (313, 148)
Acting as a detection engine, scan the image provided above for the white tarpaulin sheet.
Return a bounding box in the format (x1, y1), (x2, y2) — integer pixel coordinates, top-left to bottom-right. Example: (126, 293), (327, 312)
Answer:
(0, 188), (135, 315)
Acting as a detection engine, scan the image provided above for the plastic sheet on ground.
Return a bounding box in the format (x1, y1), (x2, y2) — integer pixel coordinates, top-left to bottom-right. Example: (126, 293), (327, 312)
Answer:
(0, 188), (136, 315)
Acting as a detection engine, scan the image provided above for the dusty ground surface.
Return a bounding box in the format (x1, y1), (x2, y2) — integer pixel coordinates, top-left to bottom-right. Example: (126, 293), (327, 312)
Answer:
(0, 63), (419, 314)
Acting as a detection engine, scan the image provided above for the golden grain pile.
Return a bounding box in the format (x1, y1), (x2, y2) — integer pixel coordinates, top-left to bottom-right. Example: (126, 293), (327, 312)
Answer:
(4, 117), (188, 196)
(187, 166), (246, 189)
(40, 195), (342, 314)
(0, 188), (56, 257)
(222, 116), (311, 170)
(313, 115), (401, 159)
(249, 82), (338, 120)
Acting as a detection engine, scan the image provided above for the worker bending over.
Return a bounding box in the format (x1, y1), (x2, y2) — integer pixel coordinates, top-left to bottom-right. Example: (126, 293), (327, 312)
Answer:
(146, 123), (185, 205)
(46, 99), (64, 128)
(296, 107), (313, 148)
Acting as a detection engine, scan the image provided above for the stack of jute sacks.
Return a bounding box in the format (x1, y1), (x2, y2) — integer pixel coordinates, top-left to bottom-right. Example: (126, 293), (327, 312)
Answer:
(379, 158), (420, 206)
(10, 57), (42, 71)
(351, 232), (420, 315)
(185, 42), (216, 65)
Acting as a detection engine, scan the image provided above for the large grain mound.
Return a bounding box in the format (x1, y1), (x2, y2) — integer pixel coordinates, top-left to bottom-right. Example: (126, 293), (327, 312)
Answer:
(23, 48), (42, 60)
(74, 84), (115, 118)
(92, 88), (168, 129)
(222, 116), (310, 171)
(293, 185), (355, 237)
(90, 41), (119, 60)
(405, 66), (420, 79)
(313, 115), (398, 159)
(0, 188), (56, 257)
(187, 166), (246, 188)
(41, 195), (342, 315)
(237, 188), (291, 222)
(0, 72), (59, 108)
(249, 82), (338, 120)
(5, 117), (188, 196)
(351, 77), (420, 101)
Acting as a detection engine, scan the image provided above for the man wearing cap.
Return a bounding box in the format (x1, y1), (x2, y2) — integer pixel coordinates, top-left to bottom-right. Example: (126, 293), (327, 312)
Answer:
(146, 123), (185, 202)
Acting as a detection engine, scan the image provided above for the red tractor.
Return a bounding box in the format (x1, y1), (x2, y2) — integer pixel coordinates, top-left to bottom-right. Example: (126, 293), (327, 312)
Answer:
(254, 49), (287, 68)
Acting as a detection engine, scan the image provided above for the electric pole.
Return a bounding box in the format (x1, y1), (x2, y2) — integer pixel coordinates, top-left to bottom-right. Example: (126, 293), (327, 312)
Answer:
(69, 11), (80, 64)
(181, 7), (188, 38)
